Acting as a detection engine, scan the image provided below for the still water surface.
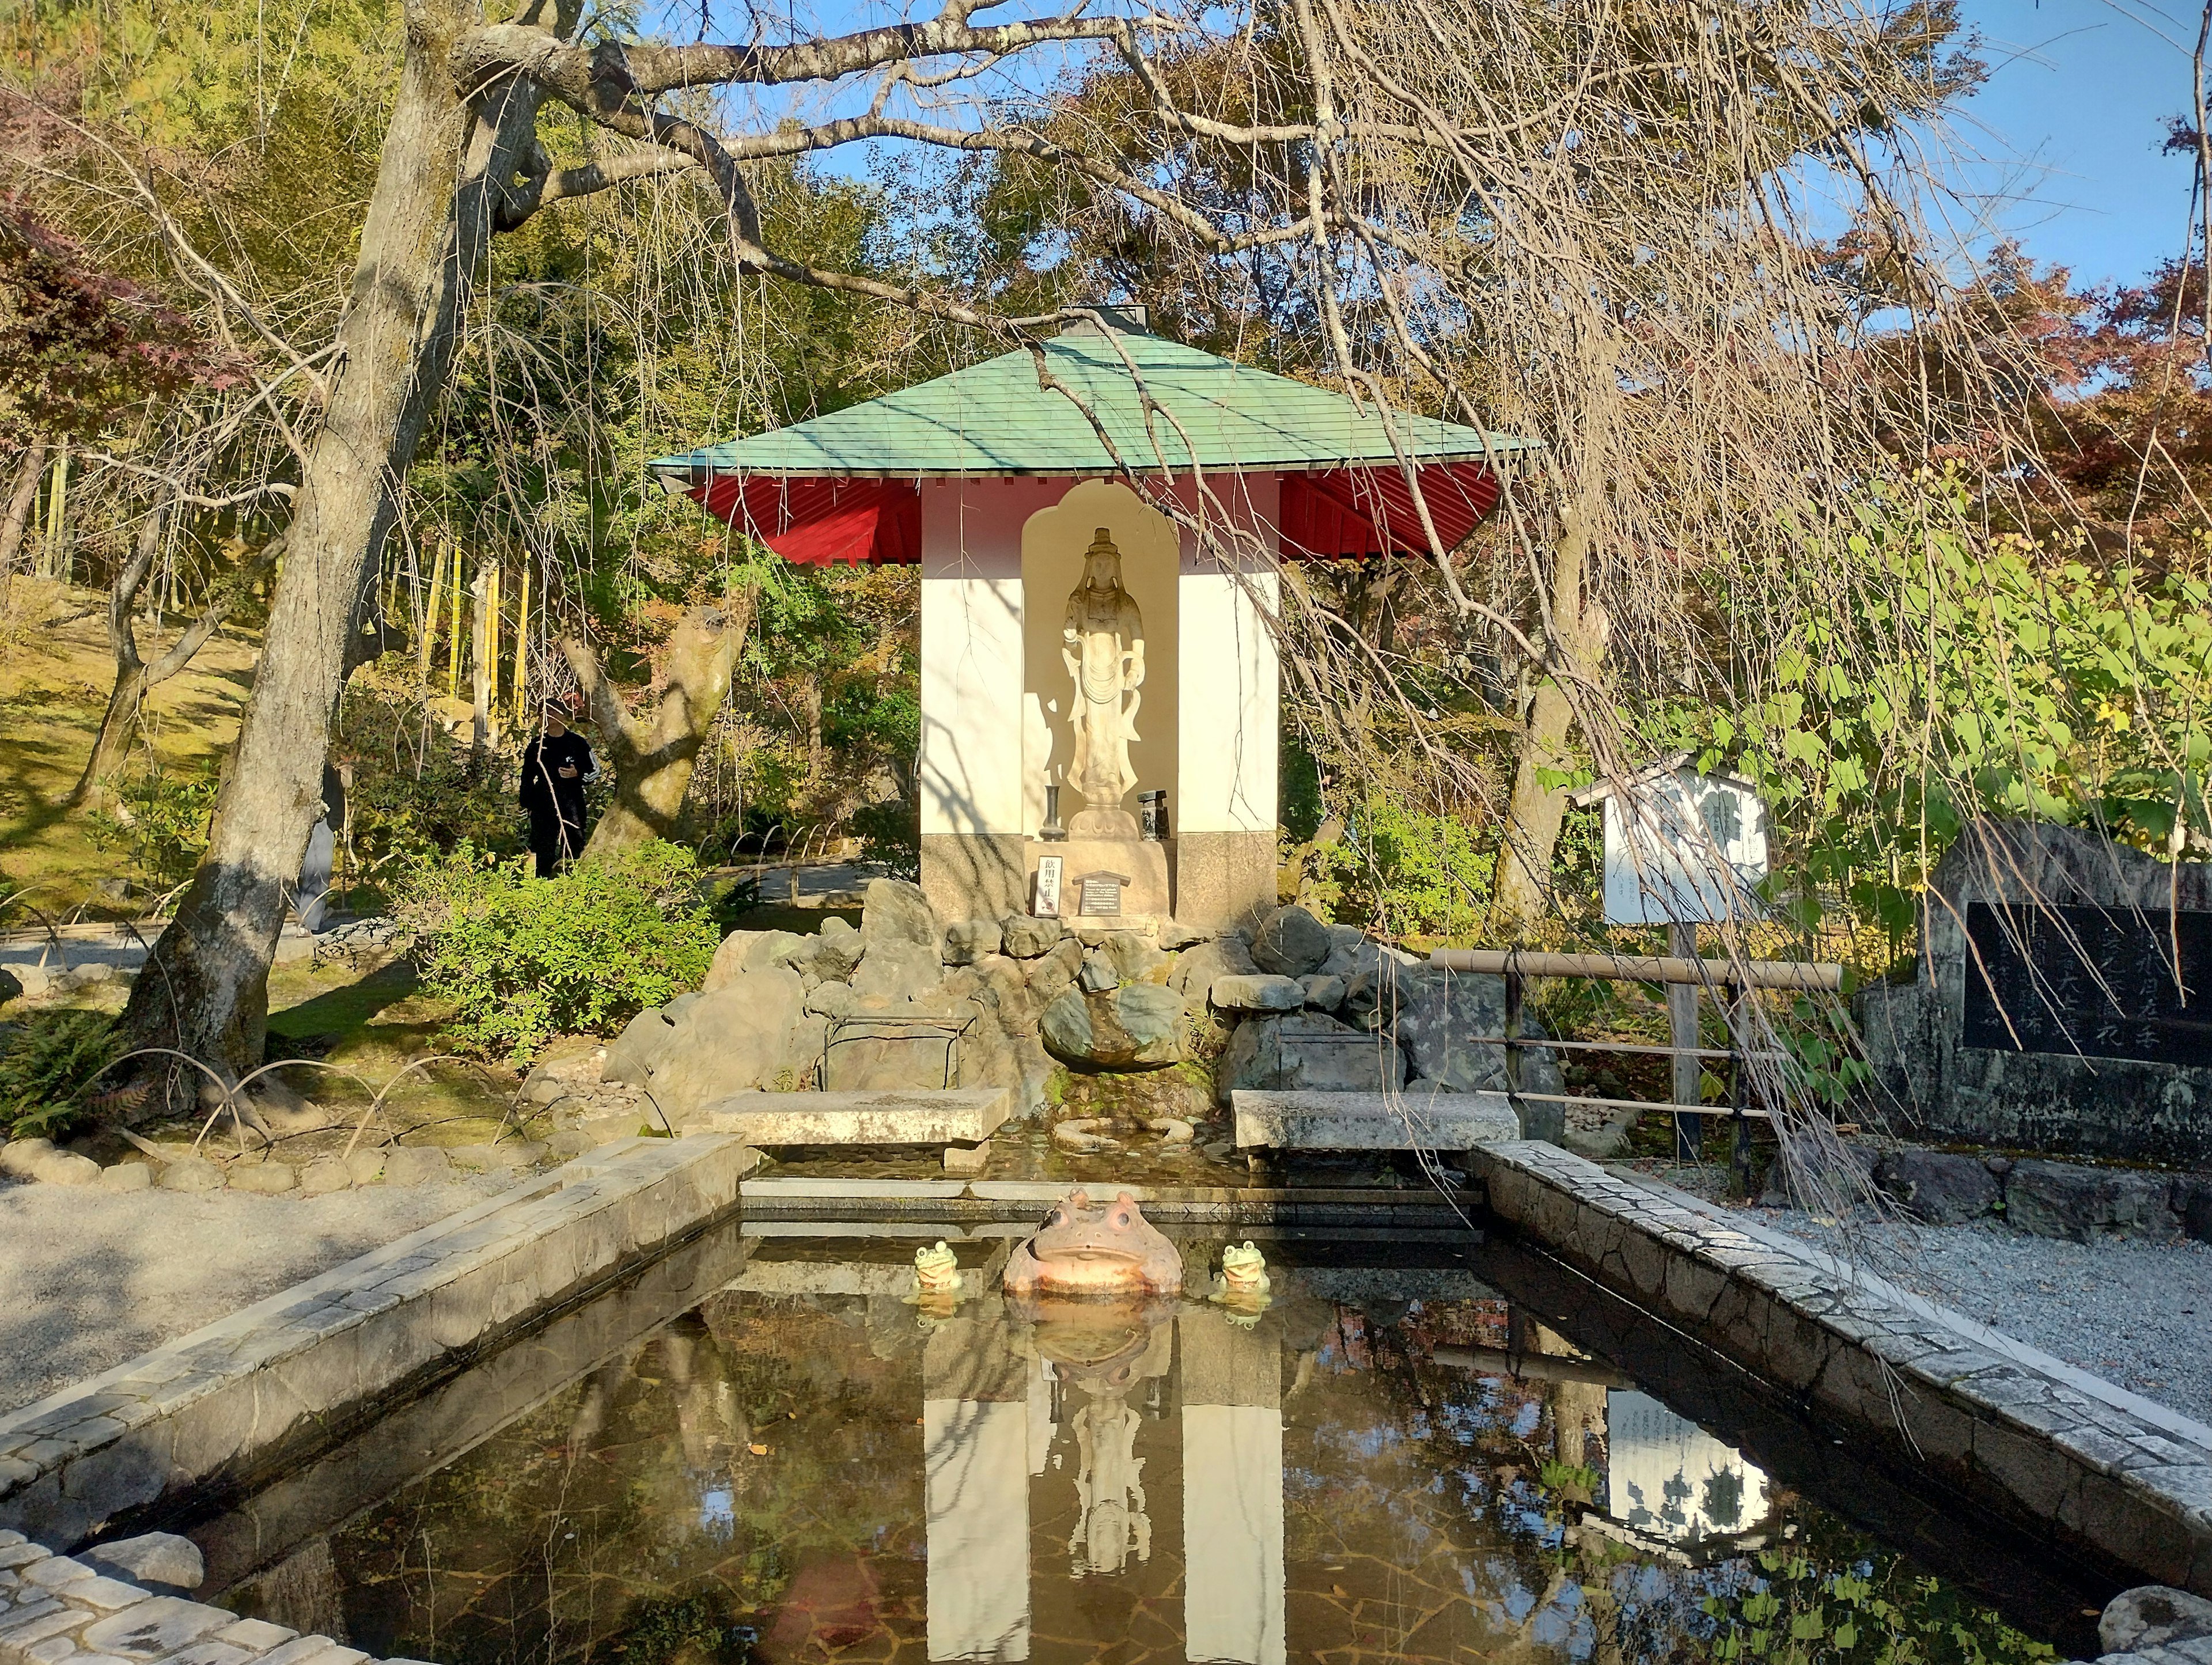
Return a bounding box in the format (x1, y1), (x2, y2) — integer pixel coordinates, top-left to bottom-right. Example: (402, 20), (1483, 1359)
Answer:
(207, 1228), (2082, 1665)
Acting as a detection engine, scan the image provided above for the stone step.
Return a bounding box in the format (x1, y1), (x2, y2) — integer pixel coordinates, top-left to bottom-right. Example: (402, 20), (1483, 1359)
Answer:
(1233, 1089), (1520, 1150)
(696, 1086), (1013, 1146)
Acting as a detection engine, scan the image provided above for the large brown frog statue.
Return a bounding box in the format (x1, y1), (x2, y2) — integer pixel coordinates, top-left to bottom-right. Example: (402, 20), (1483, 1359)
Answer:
(1002, 1189), (1183, 1297)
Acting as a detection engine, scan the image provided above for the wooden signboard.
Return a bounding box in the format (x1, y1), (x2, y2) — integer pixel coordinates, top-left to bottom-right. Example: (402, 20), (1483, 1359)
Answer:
(1962, 901), (2212, 1066)
(1033, 856), (1064, 918)
(1077, 870), (1130, 917)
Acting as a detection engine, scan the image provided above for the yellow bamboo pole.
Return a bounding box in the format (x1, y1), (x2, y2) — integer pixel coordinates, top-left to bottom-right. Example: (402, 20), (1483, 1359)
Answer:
(447, 551), (464, 699)
(418, 542), (447, 684)
(483, 563), (501, 742)
(512, 559), (530, 726)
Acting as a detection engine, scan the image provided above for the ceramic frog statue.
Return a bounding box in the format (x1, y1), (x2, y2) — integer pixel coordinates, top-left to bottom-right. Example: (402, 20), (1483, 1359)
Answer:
(1002, 1189), (1182, 1296)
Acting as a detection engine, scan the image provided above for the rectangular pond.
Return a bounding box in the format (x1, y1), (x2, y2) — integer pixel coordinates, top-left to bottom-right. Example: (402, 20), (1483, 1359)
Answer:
(160, 1221), (2107, 1664)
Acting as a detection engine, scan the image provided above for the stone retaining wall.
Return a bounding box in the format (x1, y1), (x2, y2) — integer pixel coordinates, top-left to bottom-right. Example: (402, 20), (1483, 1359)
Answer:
(0, 1529), (422, 1665)
(1471, 1139), (2212, 1594)
(0, 1136), (756, 1551)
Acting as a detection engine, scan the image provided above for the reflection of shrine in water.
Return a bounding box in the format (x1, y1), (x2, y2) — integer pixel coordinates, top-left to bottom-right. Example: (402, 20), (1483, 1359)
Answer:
(222, 1231), (2064, 1665)
(793, 1246), (1779, 1665)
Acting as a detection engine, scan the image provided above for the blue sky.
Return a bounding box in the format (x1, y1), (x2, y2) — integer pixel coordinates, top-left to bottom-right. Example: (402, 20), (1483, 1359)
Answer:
(1954, 0), (2202, 287)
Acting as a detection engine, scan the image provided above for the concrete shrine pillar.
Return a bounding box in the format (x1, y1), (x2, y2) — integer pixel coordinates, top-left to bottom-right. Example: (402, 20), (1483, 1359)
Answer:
(1171, 473), (1280, 928)
(918, 480), (1053, 923)
(1178, 1308), (1286, 1665)
(924, 1310), (1035, 1662)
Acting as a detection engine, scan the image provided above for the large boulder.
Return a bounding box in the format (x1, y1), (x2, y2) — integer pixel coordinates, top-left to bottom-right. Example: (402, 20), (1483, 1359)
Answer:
(650, 967), (809, 1116)
(2102, 1587), (2212, 1657)
(1340, 949), (1429, 1031)
(2004, 1159), (2182, 1242)
(823, 999), (976, 1091)
(1249, 906), (1332, 977)
(1875, 1148), (1999, 1224)
(703, 928), (804, 992)
(1217, 1011), (1406, 1103)
(1027, 936), (1086, 1003)
(942, 920), (1003, 966)
(1001, 915), (1065, 958)
(603, 1008), (681, 1085)
(1168, 936), (1260, 1003)
(862, 877), (938, 951)
(1210, 973), (1305, 1014)
(1039, 983), (1184, 1069)
(852, 938), (946, 1003)
(1097, 932), (1167, 982)
(785, 916), (863, 982)
(1396, 972), (1562, 1096)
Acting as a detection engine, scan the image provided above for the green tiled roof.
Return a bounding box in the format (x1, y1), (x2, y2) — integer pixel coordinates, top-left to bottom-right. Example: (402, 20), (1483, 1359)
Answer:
(649, 328), (1539, 480)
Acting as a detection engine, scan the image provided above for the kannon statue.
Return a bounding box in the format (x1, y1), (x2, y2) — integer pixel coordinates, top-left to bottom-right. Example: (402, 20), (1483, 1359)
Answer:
(1060, 528), (1146, 838)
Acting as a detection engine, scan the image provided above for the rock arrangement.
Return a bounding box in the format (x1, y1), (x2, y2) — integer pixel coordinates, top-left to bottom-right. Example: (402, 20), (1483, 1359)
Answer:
(1766, 1143), (2212, 1244)
(549, 880), (1563, 1129)
(0, 1529), (433, 1665)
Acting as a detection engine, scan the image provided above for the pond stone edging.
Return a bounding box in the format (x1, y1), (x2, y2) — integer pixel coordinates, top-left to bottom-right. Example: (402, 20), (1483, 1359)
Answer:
(1470, 1139), (2212, 1595)
(0, 1135), (757, 1551)
(0, 1527), (427, 1665)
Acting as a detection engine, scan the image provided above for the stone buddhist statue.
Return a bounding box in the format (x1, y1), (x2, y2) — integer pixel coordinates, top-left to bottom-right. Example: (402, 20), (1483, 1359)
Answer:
(1060, 528), (1146, 838)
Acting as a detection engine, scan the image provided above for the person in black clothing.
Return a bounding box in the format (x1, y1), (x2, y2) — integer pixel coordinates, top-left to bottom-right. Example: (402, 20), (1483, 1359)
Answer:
(520, 701), (596, 877)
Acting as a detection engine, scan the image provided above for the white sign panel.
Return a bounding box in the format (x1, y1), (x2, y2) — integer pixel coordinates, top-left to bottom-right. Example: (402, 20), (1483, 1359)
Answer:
(1599, 767), (1770, 927)
(1604, 1389), (1772, 1545)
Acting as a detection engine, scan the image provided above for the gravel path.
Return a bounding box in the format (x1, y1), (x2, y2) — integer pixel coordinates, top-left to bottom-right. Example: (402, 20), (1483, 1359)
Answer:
(1622, 1160), (2212, 1424)
(0, 1174), (505, 1416)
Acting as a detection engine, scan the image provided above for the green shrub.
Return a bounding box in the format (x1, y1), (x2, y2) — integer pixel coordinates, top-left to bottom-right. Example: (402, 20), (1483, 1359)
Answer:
(850, 798), (919, 882)
(1338, 799), (1495, 939)
(397, 841), (718, 1060)
(87, 762), (222, 890)
(0, 1008), (123, 1140)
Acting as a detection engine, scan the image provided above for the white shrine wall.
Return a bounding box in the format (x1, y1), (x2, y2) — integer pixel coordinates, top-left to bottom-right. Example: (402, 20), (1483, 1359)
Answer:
(916, 472), (1282, 926)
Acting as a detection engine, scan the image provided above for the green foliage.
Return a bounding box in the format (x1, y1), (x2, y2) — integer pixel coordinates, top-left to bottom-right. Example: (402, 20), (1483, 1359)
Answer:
(337, 661), (529, 883)
(397, 841), (718, 1060)
(1699, 1541), (2056, 1665)
(0, 1008), (122, 1140)
(1336, 798), (1496, 938)
(87, 760), (221, 890)
(1680, 468), (2212, 946)
(850, 798), (919, 882)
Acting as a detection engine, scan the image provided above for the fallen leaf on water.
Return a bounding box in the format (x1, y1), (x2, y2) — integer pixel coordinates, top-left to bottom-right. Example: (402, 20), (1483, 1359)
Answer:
(748, 1443), (770, 1456)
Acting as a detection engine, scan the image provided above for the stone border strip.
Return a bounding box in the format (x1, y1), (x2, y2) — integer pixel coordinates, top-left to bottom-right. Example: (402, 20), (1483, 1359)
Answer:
(0, 1136), (756, 1551)
(739, 1172), (1483, 1227)
(0, 1528), (430, 1665)
(1471, 1139), (2212, 1594)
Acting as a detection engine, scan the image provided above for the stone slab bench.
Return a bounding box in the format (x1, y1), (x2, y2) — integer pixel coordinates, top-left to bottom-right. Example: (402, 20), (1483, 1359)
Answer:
(1233, 1089), (1521, 1150)
(1471, 1139), (2212, 1595)
(696, 1086), (1012, 1146)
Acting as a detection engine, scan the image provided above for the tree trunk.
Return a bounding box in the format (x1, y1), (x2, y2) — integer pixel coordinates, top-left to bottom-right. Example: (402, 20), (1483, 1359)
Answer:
(0, 439), (46, 589)
(120, 0), (575, 1080)
(562, 604), (749, 855)
(1488, 506), (1609, 938)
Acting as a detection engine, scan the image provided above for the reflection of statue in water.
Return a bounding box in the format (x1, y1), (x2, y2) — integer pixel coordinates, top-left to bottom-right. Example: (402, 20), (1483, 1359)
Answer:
(1069, 1390), (1149, 1576)
(1061, 528), (1146, 839)
(1005, 1275), (1172, 1582)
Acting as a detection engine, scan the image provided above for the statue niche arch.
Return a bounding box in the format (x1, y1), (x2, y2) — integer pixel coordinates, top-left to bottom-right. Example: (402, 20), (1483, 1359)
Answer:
(1020, 481), (1180, 844)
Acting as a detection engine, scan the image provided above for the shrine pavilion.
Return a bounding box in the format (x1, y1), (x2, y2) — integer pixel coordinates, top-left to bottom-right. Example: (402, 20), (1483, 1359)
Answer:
(650, 315), (1537, 928)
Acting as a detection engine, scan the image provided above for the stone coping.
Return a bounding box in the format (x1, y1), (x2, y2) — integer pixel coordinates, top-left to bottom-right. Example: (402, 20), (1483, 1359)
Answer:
(1472, 1139), (2212, 1594)
(1232, 1088), (1521, 1150)
(0, 1136), (757, 1550)
(0, 1529), (431, 1665)
(739, 1171), (1482, 1226)
(698, 1087), (1012, 1146)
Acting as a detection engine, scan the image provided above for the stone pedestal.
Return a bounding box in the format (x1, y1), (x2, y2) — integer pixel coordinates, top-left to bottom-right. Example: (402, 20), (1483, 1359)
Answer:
(1028, 837), (1172, 919)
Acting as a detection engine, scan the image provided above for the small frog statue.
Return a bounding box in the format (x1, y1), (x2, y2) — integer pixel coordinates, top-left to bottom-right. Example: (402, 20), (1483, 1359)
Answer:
(1211, 1241), (1272, 1325)
(1217, 1241), (1270, 1299)
(912, 1242), (963, 1297)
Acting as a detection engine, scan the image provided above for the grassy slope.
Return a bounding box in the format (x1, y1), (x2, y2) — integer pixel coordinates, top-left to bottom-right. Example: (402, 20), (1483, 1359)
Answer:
(0, 583), (260, 922)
